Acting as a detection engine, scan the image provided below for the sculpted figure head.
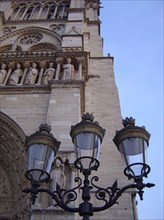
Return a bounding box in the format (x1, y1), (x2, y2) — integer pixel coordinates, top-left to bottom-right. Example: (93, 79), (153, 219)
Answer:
(67, 58), (72, 64)
(54, 157), (63, 168)
(16, 63), (21, 69)
(32, 62), (37, 68)
(49, 62), (54, 68)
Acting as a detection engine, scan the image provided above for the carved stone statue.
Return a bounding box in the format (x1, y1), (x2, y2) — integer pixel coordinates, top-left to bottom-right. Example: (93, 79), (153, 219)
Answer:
(62, 58), (74, 80)
(25, 62), (38, 85)
(9, 63), (23, 85)
(0, 63), (7, 84)
(51, 157), (65, 191)
(43, 62), (56, 85)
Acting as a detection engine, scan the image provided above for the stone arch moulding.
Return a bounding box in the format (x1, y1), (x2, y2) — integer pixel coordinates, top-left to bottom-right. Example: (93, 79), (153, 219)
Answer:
(0, 111), (26, 145)
(0, 111), (27, 219)
(28, 43), (58, 52)
(0, 27), (62, 51)
(0, 45), (22, 53)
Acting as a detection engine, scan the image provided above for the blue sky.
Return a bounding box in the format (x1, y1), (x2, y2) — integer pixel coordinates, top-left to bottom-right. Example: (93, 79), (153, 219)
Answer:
(100, 0), (164, 219)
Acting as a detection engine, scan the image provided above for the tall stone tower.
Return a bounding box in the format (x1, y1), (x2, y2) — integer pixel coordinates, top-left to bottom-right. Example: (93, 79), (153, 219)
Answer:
(0, 0), (137, 219)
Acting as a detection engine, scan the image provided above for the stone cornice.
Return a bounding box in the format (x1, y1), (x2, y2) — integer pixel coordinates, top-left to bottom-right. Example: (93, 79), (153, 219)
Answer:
(0, 85), (51, 94)
(87, 20), (101, 25)
(0, 51), (88, 61)
(51, 79), (85, 87)
(0, 80), (85, 94)
(5, 17), (68, 25)
(69, 8), (84, 12)
(56, 51), (88, 58)
(0, 51), (57, 62)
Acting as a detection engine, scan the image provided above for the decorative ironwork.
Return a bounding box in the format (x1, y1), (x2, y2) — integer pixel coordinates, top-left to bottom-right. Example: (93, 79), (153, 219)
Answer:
(74, 156), (100, 174)
(124, 162), (151, 179)
(23, 157), (155, 220)
(23, 116), (155, 220)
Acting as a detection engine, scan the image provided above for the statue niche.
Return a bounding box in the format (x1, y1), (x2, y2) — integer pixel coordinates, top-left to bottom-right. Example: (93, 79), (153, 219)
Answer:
(59, 57), (82, 80)
(0, 63), (7, 84)
(43, 62), (56, 85)
(50, 156), (72, 207)
(9, 63), (23, 85)
(51, 157), (65, 191)
(25, 62), (38, 85)
(62, 57), (75, 80)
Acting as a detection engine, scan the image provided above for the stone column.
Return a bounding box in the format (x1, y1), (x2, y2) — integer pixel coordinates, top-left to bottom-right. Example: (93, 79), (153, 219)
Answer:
(78, 61), (83, 79)
(55, 58), (62, 80)
(37, 62), (46, 85)
(13, 8), (21, 20)
(37, 6), (43, 19)
(70, 165), (76, 188)
(45, 6), (50, 18)
(61, 5), (66, 18)
(3, 62), (15, 85)
(53, 5), (58, 18)
(20, 62), (30, 85)
(21, 8), (28, 20)
(29, 7), (35, 19)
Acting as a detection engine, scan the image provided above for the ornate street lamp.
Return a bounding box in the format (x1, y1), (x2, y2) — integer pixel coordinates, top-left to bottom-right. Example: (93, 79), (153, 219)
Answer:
(23, 114), (155, 220)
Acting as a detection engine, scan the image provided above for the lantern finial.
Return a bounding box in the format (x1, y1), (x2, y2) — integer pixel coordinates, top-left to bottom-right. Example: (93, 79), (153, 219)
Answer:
(82, 113), (94, 122)
(39, 123), (51, 134)
(122, 117), (135, 127)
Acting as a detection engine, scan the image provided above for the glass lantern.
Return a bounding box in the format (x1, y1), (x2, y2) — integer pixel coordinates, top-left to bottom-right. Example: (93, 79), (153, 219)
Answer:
(70, 113), (105, 172)
(113, 117), (150, 179)
(25, 124), (60, 183)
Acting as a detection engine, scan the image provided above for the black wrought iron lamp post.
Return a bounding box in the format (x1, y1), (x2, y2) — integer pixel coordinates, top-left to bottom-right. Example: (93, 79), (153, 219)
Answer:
(23, 113), (155, 220)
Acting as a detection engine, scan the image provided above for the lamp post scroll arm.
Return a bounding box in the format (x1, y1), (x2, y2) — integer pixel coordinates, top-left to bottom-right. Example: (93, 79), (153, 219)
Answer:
(38, 187), (79, 212)
(92, 179), (155, 213)
(92, 183), (137, 212)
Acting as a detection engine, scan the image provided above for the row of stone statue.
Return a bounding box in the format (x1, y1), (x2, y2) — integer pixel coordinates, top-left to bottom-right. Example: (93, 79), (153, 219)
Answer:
(0, 58), (79, 86)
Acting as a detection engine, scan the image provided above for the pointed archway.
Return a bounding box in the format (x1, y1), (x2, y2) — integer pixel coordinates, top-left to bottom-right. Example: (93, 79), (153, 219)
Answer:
(0, 111), (27, 219)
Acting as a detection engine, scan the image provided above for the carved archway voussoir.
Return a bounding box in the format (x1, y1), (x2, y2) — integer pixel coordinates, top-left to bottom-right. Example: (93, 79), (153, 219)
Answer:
(0, 120), (27, 177)
(0, 112), (27, 216)
(0, 111), (25, 139)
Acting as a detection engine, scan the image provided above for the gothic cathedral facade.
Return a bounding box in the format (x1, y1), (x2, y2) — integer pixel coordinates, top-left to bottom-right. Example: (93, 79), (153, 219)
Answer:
(0, 0), (137, 219)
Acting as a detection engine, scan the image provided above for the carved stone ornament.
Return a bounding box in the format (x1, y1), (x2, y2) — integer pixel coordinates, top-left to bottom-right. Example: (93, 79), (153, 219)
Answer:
(18, 33), (43, 45)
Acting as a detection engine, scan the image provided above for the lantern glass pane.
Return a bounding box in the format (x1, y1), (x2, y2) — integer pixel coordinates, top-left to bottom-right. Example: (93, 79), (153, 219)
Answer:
(119, 138), (148, 176)
(74, 132), (101, 167)
(74, 132), (100, 157)
(27, 143), (54, 181)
